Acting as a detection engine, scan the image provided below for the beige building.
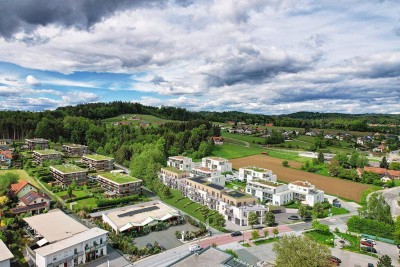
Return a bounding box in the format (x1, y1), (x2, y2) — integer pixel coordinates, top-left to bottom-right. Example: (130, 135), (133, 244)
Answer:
(82, 154), (114, 171)
(98, 172), (142, 197)
(159, 167), (190, 190)
(50, 164), (88, 187)
(62, 144), (88, 156)
(25, 138), (49, 150)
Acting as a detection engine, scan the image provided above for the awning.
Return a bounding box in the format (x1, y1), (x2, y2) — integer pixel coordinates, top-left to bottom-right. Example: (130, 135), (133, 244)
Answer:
(37, 238), (48, 247)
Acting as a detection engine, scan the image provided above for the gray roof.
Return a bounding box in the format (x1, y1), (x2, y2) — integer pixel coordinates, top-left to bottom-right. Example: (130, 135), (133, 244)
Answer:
(169, 247), (231, 267)
(0, 239), (13, 262)
(23, 209), (88, 243)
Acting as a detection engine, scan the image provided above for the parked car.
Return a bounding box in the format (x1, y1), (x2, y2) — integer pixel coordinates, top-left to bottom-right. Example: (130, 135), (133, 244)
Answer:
(330, 256), (342, 264)
(231, 231), (242, 237)
(367, 263), (374, 267)
(158, 244), (165, 250)
(146, 243), (154, 249)
(360, 241), (373, 247)
(189, 244), (202, 252)
(329, 256), (341, 266)
(303, 216), (312, 222)
(361, 246), (377, 253)
(288, 215), (300, 220)
(253, 225), (263, 229)
(361, 238), (376, 245)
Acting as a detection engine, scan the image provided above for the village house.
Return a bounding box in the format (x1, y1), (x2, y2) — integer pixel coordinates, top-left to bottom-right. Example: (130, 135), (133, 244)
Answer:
(357, 166), (400, 181)
(211, 136), (224, 145)
(10, 180), (50, 215)
(25, 138), (49, 150)
(0, 150), (12, 165)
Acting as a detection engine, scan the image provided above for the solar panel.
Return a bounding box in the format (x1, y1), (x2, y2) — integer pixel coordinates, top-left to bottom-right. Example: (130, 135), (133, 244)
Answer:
(117, 205), (160, 218)
(228, 191), (245, 198)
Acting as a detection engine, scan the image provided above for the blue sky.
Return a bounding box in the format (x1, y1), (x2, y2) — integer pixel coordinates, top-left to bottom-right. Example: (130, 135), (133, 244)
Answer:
(0, 0), (400, 114)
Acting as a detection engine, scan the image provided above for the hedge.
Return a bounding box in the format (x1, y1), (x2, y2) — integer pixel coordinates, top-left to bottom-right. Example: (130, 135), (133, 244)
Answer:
(65, 195), (91, 203)
(347, 216), (394, 239)
(96, 195), (139, 207)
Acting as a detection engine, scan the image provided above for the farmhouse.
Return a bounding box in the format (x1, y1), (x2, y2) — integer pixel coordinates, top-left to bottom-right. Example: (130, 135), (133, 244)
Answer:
(11, 180), (38, 198)
(24, 209), (108, 267)
(0, 239), (13, 267)
(238, 166), (277, 182)
(97, 172), (142, 197)
(50, 164), (88, 187)
(101, 201), (181, 233)
(167, 156), (193, 171)
(25, 138), (49, 150)
(62, 144), (88, 156)
(32, 149), (62, 164)
(159, 167), (190, 190)
(82, 154), (114, 171)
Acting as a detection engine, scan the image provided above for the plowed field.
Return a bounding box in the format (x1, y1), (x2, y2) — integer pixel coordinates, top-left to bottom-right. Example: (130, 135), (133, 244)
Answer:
(230, 155), (371, 202)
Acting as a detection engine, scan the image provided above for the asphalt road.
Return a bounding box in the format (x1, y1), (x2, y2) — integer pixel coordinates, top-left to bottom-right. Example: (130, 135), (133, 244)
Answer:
(381, 187), (400, 217)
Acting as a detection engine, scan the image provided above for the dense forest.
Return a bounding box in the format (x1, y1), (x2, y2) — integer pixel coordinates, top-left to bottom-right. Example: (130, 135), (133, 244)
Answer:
(1, 101), (400, 140)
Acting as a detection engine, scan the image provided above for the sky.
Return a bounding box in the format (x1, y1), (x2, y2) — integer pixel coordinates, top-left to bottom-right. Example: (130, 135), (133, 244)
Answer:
(0, 0), (400, 114)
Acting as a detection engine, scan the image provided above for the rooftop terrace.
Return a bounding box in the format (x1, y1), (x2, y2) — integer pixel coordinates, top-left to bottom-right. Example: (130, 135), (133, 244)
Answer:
(83, 154), (113, 161)
(223, 189), (254, 199)
(162, 166), (187, 174)
(33, 149), (62, 155)
(99, 172), (141, 184)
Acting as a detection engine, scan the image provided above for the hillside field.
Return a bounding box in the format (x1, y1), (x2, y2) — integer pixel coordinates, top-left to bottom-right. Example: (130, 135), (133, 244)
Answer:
(102, 114), (178, 126)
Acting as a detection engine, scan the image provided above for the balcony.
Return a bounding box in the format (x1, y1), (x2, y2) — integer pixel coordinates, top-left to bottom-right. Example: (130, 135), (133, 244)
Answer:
(85, 243), (105, 253)
(49, 251), (85, 267)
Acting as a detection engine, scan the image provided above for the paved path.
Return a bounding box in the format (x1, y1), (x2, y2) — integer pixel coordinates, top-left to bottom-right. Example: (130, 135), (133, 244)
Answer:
(368, 187), (400, 217)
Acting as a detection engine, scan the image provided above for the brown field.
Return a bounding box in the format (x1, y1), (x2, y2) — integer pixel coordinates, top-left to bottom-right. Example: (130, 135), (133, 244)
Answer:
(230, 155), (372, 202)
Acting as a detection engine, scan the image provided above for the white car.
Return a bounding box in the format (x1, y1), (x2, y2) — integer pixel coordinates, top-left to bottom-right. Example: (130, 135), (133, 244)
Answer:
(189, 244), (202, 252)
(361, 238), (376, 245)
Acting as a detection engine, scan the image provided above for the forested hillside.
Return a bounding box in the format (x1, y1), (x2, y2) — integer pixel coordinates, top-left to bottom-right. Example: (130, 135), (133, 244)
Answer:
(1, 101), (400, 140)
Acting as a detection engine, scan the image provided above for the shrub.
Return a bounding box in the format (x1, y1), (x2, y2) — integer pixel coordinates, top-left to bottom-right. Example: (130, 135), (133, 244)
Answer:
(96, 194), (139, 207)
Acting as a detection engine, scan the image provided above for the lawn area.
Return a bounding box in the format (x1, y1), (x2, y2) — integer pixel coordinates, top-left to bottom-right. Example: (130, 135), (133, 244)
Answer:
(0, 169), (41, 188)
(225, 181), (247, 190)
(222, 132), (265, 144)
(74, 197), (98, 208)
(303, 230), (334, 247)
(102, 114), (178, 126)
(211, 143), (263, 159)
(265, 149), (309, 163)
(241, 243), (251, 247)
(335, 232), (377, 258)
(330, 207), (350, 215)
(55, 189), (88, 199)
(253, 237), (279, 245)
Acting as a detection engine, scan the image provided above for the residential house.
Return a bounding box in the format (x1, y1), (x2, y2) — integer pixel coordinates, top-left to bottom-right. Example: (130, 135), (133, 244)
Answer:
(11, 191), (50, 215)
(11, 180), (38, 198)
(167, 156), (193, 171)
(97, 172), (142, 197)
(202, 157), (232, 173)
(0, 240), (13, 267)
(0, 139), (11, 146)
(358, 166), (400, 180)
(140, 121), (150, 127)
(238, 166), (277, 182)
(211, 136), (224, 145)
(62, 144), (88, 157)
(82, 154), (114, 171)
(25, 138), (49, 150)
(32, 150), (62, 164)
(24, 209), (108, 267)
(246, 180), (292, 205)
(50, 164), (88, 187)
(0, 150), (12, 165)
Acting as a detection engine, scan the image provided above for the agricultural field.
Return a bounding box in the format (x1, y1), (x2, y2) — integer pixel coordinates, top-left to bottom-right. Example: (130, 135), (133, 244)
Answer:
(211, 143), (263, 159)
(229, 155), (372, 202)
(102, 114), (178, 126)
(222, 132), (265, 144)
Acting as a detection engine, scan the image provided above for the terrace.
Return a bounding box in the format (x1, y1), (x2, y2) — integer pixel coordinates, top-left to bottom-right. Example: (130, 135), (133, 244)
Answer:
(162, 166), (186, 174)
(223, 190), (253, 199)
(252, 179), (282, 187)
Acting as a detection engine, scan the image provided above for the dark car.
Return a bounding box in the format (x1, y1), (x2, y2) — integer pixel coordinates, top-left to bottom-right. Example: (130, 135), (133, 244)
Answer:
(288, 215), (300, 220)
(330, 256), (341, 264)
(367, 263), (374, 267)
(146, 243), (154, 249)
(361, 246), (377, 253)
(303, 216), (313, 222)
(231, 231), (242, 237)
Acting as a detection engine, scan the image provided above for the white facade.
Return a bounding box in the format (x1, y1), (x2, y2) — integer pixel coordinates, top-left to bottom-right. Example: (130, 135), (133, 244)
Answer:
(190, 167), (221, 178)
(218, 201), (269, 226)
(0, 240), (13, 267)
(34, 228), (108, 267)
(206, 175), (226, 186)
(238, 167), (277, 182)
(201, 157), (232, 173)
(288, 181), (325, 206)
(167, 156), (193, 171)
(246, 180), (292, 205)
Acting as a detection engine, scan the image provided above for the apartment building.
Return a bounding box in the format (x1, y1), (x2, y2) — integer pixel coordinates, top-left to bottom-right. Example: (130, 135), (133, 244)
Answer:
(24, 209), (108, 267)
(238, 166), (277, 182)
(82, 154), (114, 171)
(201, 157), (232, 173)
(159, 167), (190, 190)
(62, 144), (88, 156)
(25, 138), (49, 150)
(50, 164), (88, 187)
(32, 150), (62, 164)
(167, 156), (193, 171)
(288, 181), (325, 206)
(0, 240), (13, 267)
(97, 172), (142, 197)
(190, 166), (221, 178)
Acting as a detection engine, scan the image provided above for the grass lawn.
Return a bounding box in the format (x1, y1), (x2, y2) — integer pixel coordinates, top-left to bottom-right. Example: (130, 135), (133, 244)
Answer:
(265, 149), (309, 163)
(74, 197), (98, 208)
(330, 207), (350, 215)
(335, 232), (378, 258)
(225, 181), (247, 190)
(102, 114), (178, 126)
(222, 132), (265, 144)
(253, 237), (279, 245)
(284, 202), (301, 209)
(241, 243), (251, 247)
(211, 143), (263, 159)
(0, 169), (41, 188)
(304, 230), (334, 247)
(55, 190), (88, 199)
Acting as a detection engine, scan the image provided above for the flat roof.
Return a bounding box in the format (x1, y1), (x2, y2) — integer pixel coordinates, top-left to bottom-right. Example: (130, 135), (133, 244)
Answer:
(24, 209), (88, 243)
(98, 172), (141, 184)
(251, 179), (282, 187)
(190, 177), (225, 190)
(223, 189), (254, 199)
(35, 227), (108, 257)
(102, 201), (180, 229)
(51, 164), (87, 174)
(33, 149), (62, 155)
(26, 138), (48, 142)
(290, 181), (313, 188)
(169, 156), (189, 160)
(204, 157), (228, 162)
(63, 144), (87, 148)
(83, 154), (114, 161)
(170, 247), (231, 267)
(0, 240), (13, 262)
(243, 166), (269, 172)
(162, 166), (188, 174)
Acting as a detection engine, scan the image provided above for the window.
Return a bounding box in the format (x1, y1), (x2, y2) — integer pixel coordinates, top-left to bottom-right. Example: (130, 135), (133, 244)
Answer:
(74, 248), (78, 254)
(100, 238), (103, 244)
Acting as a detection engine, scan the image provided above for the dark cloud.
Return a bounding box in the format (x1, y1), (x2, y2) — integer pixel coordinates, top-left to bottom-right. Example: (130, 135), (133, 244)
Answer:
(0, 0), (166, 39)
(151, 75), (166, 84)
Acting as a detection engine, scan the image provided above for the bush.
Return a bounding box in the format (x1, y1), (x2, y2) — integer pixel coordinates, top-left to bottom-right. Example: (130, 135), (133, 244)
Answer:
(347, 216), (394, 239)
(96, 195), (139, 207)
(65, 195), (91, 203)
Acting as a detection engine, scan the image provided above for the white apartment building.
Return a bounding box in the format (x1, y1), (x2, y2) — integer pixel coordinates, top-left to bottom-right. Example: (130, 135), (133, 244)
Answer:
(0, 240), (13, 267)
(190, 167), (221, 178)
(202, 157), (232, 173)
(246, 180), (292, 206)
(238, 166), (277, 182)
(288, 181), (325, 206)
(167, 156), (193, 171)
(24, 209), (108, 267)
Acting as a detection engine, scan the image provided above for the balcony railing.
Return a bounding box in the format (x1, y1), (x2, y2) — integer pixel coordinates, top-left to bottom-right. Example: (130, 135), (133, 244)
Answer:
(50, 251), (85, 267)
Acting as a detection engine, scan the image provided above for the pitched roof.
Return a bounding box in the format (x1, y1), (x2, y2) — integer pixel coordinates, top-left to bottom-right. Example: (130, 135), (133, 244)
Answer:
(0, 239), (13, 262)
(364, 166), (400, 177)
(20, 191), (50, 205)
(0, 150), (12, 159)
(11, 180), (35, 194)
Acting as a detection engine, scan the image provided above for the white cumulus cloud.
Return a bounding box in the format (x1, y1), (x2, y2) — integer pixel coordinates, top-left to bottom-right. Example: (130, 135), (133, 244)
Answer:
(26, 75), (41, 86)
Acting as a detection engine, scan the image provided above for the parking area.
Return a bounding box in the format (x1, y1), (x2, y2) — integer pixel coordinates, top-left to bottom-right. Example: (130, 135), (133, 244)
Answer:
(133, 222), (199, 249)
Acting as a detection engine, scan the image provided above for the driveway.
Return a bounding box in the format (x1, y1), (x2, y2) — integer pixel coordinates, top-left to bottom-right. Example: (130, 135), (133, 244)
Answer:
(381, 187), (400, 217)
(133, 223), (199, 249)
(331, 248), (378, 267)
